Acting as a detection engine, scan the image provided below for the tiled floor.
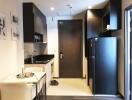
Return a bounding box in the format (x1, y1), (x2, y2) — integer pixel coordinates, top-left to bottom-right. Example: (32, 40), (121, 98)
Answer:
(47, 78), (123, 100)
(47, 78), (92, 96)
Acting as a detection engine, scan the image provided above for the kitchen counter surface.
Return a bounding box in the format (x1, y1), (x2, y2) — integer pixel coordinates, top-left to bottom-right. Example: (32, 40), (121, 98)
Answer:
(25, 58), (54, 66)
(0, 72), (46, 100)
(0, 72), (46, 84)
(24, 54), (54, 64)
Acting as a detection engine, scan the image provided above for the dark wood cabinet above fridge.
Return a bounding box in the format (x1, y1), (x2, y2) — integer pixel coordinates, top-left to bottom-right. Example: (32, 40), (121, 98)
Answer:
(102, 0), (121, 32)
(85, 0), (121, 57)
(85, 0), (121, 39)
(23, 3), (47, 43)
(85, 9), (104, 39)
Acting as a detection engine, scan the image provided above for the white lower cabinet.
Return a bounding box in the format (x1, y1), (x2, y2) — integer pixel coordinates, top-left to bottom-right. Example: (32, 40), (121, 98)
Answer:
(33, 75), (46, 100)
(36, 75), (46, 94)
(44, 63), (52, 87)
(31, 84), (37, 99)
(0, 84), (36, 100)
(0, 72), (46, 100)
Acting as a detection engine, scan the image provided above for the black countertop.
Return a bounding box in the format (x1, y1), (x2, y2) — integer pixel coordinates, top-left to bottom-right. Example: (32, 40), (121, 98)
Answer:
(24, 54), (54, 64)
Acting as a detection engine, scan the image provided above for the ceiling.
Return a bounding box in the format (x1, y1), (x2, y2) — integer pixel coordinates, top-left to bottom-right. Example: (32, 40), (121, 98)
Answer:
(22, 0), (109, 16)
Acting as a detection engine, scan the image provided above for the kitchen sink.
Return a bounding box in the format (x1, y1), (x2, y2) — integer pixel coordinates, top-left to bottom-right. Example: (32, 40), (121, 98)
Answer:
(16, 72), (34, 78)
(24, 55), (54, 64)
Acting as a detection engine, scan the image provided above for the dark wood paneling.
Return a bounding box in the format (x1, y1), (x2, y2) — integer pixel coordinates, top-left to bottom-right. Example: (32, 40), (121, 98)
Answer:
(23, 3), (47, 42)
(33, 5), (47, 42)
(85, 9), (103, 57)
(23, 3), (34, 42)
(58, 20), (82, 78)
(102, 0), (121, 32)
(84, 0), (121, 39)
(85, 9), (104, 39)
(110, 0), (121, 30)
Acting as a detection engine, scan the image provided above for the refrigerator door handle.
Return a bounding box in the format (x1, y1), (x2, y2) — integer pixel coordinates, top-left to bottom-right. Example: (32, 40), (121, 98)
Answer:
(92, 56), (95, 59)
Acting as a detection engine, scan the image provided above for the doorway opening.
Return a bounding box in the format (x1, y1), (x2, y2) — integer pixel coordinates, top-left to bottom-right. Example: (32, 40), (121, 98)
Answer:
(47, 19), (92, 96)
(47, 19), (122, 100)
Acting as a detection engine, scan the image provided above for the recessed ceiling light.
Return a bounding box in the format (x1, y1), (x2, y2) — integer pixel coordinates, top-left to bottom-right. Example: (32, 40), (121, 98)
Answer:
(88, 6), (92, 9)
(50, 7), (55, 11)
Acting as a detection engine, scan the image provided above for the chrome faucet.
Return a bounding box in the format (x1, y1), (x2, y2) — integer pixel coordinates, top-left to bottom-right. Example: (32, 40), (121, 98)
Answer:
(31, 55), (34, 64)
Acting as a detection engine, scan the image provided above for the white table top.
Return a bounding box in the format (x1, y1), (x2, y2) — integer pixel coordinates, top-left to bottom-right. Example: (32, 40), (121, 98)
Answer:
(0, 72), (46, 84)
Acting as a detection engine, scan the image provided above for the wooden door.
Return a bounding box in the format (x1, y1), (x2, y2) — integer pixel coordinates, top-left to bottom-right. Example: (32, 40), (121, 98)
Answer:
(58, 20), (82, 78)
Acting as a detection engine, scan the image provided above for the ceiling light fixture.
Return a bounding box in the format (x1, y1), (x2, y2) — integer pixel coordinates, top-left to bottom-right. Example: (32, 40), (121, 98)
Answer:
(66, 4), (72, 16)
(88, 6), (92, 9)
(50, 7), (55, 11)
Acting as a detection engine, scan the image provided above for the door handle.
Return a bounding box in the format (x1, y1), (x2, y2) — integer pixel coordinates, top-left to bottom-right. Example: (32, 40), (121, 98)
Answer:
(60, 52), (63, 59)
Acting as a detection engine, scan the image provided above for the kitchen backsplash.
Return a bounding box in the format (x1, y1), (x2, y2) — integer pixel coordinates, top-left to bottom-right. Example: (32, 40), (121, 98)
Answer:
(24, 43), (47, 59)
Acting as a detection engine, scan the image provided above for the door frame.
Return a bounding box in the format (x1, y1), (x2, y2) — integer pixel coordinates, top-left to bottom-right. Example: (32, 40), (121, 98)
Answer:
(124, 4), (132, 100)
(58, 19), (83, 78)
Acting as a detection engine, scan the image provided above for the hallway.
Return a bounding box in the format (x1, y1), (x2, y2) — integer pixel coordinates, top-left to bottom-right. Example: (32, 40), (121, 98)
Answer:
(47, 78), (92, 96)
(47, 78), (123, 100)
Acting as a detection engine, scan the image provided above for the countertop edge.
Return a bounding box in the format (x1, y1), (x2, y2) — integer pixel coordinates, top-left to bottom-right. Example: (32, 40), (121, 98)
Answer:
(0, 72), (46, 84)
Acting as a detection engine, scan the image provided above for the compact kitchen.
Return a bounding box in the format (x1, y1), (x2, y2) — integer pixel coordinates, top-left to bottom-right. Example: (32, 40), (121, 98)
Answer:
(0, 0), (132, 100)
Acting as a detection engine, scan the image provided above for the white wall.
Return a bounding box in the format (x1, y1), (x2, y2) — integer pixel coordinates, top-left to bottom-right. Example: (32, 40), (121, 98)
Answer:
(112, 0), (132, 96)
(47, 15), (87, 78)
(0, 0), (24, 80)
(17, 1), (24, 72)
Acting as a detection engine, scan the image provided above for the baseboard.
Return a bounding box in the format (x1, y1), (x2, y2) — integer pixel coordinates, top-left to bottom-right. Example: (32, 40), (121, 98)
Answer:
(53, 77), (86, 79)
(94, 92), (124, 98)
(82, 76), (86, 79)
(53, 77), (59, 79)
(94, 94), (121, 97)
(118, 92), (124, 99)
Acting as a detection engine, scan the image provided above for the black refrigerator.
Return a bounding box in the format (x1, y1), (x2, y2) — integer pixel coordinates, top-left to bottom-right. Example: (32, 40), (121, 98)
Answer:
(87, 37), (117, 95)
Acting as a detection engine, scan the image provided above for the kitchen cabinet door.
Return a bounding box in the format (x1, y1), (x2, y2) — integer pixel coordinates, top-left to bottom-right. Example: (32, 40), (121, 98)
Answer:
(23, 3), (47, 43)
(44, 63), (52, 88)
